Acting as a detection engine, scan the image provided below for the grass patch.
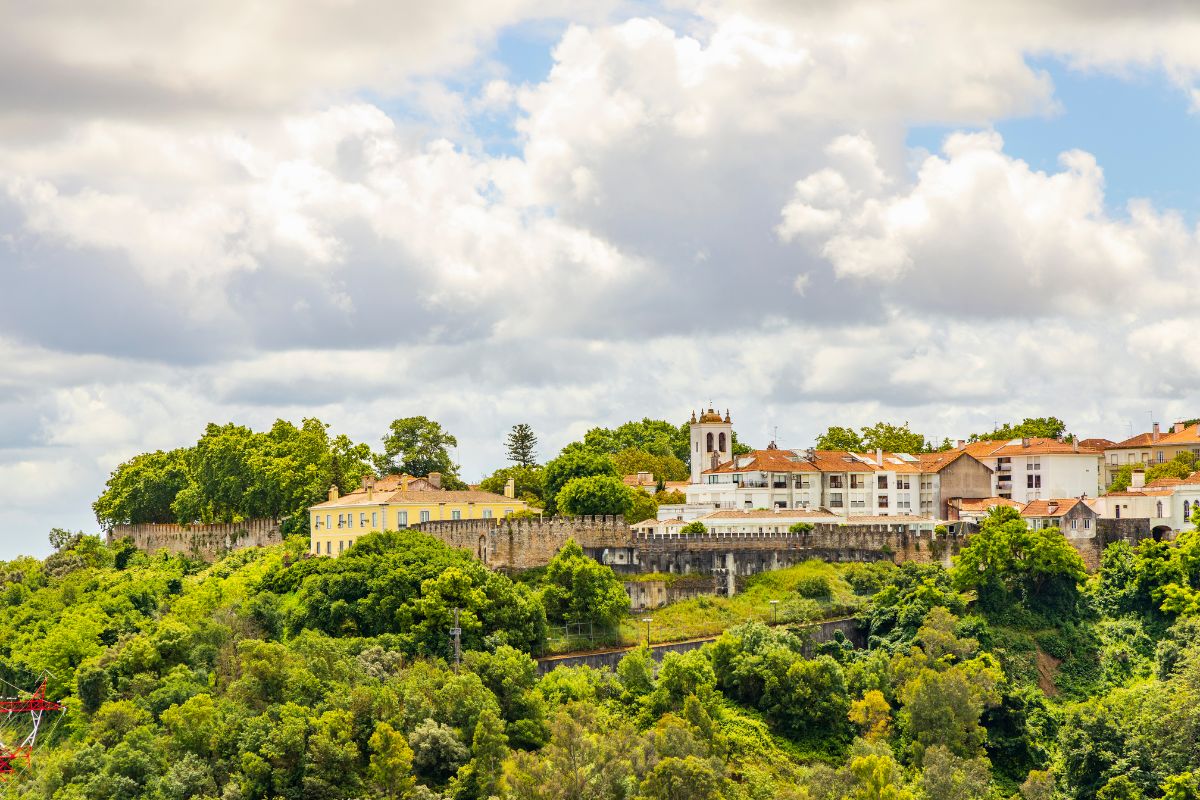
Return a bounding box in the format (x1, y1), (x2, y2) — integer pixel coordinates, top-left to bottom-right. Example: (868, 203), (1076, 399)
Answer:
(617, 560), (865, 645)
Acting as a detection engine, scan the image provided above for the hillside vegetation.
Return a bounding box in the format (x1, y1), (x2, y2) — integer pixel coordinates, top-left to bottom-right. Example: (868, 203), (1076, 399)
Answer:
(4, 507), (1200, 799)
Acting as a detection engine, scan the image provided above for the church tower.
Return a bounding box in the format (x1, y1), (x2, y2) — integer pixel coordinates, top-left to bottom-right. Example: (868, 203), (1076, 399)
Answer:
(689, 407), (734, 484)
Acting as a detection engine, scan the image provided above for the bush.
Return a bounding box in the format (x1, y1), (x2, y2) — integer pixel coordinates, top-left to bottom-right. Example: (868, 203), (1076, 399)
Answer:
(681, 522), (707, 534)
(795, 575), (832, 600)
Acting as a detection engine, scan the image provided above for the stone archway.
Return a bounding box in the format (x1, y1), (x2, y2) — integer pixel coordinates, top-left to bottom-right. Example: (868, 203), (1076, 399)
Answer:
(1152, 525), (1171, 542)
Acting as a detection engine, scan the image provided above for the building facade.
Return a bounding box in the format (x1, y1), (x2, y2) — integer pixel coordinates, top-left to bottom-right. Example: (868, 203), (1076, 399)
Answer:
(954, 437), (1104, 502)
(309, 474), (526, 557)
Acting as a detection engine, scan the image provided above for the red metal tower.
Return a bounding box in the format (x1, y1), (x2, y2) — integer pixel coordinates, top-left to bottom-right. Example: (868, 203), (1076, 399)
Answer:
(0, 678), (64, 779)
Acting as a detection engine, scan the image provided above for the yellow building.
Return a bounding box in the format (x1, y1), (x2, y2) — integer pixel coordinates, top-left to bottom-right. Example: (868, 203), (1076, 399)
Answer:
(309, 473), (524, 556)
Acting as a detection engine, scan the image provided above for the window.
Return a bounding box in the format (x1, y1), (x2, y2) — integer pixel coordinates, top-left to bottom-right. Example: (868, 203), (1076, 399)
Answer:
(397, 510), (408, 528)
(828, 475), (843, 488)
(504, 508), (513, 516)
(897, 498), (911, 509)
(1157, 451), (1165, 463)
(850, 475), (865, 489)
(452, 510), (462, 520)
(1084, 518), (1091, 529)
(878, 476), (888, 489)
(1157, 501), (1164, 517)
(706, 432), (714, 452)
(371, 511), (378, 528)
(314, 515), (321, 530)
(483, 509), (493, 519)
(325, 541), (331, 554)
(1185, 501), (1191, 520)
(1070, 519), (1077, 530)
(1127, 453), (1136, 463)
(337, 513), (344, 528)
(829, 492), (844, 508)
(360, 512), (367, 527)
(718, 432), (726, 451)
(896, 476), (911, 489)
(339, 540), (345, 553)
(420, 510), (431, 523)
(1028, 458), (1041, 471)
(1027, 474), (1041, 489)
(1115, 505), (1121, 519)
(1142, 452), (1150, 462)
(878, 496), (889, 508)
(325, 514), (331, 529)
(851, 498), (866, 509)
(1110, 455), (1118, 465)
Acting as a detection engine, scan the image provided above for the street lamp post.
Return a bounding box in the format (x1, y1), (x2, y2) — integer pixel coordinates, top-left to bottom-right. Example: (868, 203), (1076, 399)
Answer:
(642, 617), (652, 647)
(770, 599), (779, 625)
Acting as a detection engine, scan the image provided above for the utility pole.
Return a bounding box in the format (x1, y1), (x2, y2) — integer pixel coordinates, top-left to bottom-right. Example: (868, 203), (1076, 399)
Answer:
(451, 608), (462, 673)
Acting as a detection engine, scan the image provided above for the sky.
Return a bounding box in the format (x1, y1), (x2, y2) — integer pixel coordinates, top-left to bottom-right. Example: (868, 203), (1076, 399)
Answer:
(3, 1), (1200, 558)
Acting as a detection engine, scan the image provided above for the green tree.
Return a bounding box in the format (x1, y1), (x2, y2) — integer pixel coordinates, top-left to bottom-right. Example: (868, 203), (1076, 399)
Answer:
(506, 423), (539, 467)
(541, 540), (630, 627)
(971, 417), (1068, 442)
(542, 448), (619, 514)
(457, 706), (509, 799)
(1109, 452), (1197, 492)
(480, 464), (545, 504)
(952, 506), (1087, 618)
(369, 721), (416, 798)
(93, 448), (191, 527)
(860, 421), (928, 453)
(681, 521), (707, 534)
(612, 447), (689, 482)
(627, 490), (659, 524)
(376, 416), (463, 484)
(409, 718), (469, 784)
(640, 755), (722, 800)
(817, 425), (865, 451)
(555, 475), (635, 517)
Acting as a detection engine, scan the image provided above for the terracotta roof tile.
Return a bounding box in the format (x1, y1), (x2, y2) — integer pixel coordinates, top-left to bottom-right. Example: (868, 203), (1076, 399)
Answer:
(312, 488), (521, 509)
(1020, 498), (1087, 517)
(1155, 423), (1200, 446)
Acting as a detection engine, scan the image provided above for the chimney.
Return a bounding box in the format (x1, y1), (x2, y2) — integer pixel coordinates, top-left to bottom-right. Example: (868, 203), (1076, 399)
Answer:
(1131, 470), (1145, 489)
(875, 448), (883, 465)
(956, 439), (965, 449)
(1152, 422), (1161, 442)
(1175, 422), (1187, 434)
(637, 471), (652, 484)
(362, 475), (375, 499)
(1022, 437), (1031, 448)
(1072, 439), (1078, 453)
(328, 485), (339, 502)
(1047, 502), (1058, 514)
(401, 475), (410, 492)
(504, 478), (515, 499)
(428, 472), (442, 490)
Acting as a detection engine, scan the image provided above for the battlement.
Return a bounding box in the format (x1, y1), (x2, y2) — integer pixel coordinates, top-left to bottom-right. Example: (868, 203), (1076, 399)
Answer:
(414, 515), (630, 570)
(107, 518), (282, 561)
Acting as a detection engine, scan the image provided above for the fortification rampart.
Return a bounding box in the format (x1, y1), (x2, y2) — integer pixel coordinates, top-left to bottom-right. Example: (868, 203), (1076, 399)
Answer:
(414, 515), (629, 570)
(107, 518), (282, 561)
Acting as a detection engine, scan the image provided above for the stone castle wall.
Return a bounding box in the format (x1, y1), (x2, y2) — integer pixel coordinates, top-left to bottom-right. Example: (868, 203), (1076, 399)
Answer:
(414, 515), (630, 570)
(107, 518), (282, 561)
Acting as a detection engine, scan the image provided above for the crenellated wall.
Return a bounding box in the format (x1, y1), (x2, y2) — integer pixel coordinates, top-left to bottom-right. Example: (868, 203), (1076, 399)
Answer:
(414, 516), (964, 580)
(106, 518), (282, 561)
(414, 515), (631, 570)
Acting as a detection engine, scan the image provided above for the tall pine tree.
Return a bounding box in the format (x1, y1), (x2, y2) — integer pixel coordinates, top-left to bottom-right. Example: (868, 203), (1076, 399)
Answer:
(506, 423), (539, 466)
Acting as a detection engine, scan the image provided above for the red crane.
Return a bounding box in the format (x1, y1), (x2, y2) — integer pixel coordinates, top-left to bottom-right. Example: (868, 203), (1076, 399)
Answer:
(0, 678), (63, 779)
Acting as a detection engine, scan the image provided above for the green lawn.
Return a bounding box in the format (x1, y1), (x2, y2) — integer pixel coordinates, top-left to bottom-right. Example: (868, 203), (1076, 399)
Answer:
(546, 560), (873, 653)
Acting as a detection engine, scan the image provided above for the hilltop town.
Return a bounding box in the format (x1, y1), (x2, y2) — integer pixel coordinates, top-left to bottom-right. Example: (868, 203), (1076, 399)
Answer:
(99, 409), (1200, 612)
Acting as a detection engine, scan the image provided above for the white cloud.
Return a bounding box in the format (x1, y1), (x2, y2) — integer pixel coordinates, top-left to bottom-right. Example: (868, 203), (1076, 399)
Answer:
(7, 2), (1200, 556)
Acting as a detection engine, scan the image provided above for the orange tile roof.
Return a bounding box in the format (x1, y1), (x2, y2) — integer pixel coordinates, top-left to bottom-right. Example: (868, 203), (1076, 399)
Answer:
(950, 497), (1021, 512)
(703, 448), (927, 475)
(957, 437), (1102, 457)
(1155, 423), (1200, 446)
(1079, 438), (1116, 450)
(916, 451), (978, 473)
(622, 473), (658, 488)
(1107, 432), (1159, 449)
(1020, 498), (1089, 517)
(312, 488), (521, 509)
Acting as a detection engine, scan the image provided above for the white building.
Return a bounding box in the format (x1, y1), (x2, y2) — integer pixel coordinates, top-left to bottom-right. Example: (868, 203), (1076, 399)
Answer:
(955, 437), (1103, 503)
(670, 419), (992, 521)
(1094, 469), (1200, 537)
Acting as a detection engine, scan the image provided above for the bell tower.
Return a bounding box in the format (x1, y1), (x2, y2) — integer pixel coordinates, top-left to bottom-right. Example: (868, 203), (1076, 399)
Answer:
(689, 407), (734, 484)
